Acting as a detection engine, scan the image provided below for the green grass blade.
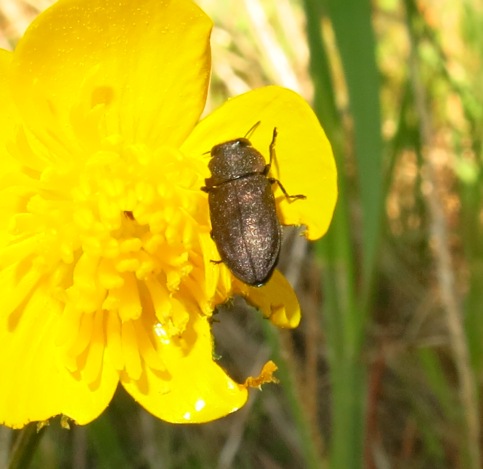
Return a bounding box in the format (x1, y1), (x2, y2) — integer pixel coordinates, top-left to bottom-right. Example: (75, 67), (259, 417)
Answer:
(304, 0), (382, 468)
(327, 0), (384, 313)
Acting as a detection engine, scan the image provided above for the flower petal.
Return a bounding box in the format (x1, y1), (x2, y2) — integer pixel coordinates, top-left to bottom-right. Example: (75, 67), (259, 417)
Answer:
(0, 275), (118, 428)
(11, 0), (212, 148)
(235, 270), (301, 328)
(182, 86), (337, 240)
(122, 312), (247, 423)
(0, 49), (20, 174)
(0, 49), (15, 146)
(0, 51), (30, 249)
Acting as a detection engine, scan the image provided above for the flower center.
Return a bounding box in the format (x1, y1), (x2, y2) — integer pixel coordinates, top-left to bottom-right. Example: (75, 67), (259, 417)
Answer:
(3, 100), (238, 382)
(8, 125), (215, 341)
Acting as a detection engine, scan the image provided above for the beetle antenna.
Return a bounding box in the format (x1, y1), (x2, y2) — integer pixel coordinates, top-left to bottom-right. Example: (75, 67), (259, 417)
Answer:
(244, 121), (261, 140)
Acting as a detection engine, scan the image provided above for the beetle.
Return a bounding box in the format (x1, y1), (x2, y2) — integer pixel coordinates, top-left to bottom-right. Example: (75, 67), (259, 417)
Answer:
(202, 124), (305, 287)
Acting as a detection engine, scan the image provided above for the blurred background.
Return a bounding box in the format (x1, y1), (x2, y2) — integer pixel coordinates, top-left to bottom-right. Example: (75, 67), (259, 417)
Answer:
(2, 0), (483, 467)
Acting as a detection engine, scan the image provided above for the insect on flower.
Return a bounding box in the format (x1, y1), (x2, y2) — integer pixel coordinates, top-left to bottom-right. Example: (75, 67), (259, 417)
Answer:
(202, 123), (306, 287)
(0, 0), (336, 429)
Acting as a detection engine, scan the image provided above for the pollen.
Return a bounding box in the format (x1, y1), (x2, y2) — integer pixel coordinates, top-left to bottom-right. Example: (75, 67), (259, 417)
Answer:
(3, 126), (223, 381)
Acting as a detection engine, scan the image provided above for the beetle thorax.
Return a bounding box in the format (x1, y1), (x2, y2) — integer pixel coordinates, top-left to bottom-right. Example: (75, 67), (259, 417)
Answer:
(209, 139), (267, 184)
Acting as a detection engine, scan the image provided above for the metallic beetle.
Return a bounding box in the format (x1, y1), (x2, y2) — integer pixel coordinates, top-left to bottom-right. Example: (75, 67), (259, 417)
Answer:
(202, 125), (305, 287)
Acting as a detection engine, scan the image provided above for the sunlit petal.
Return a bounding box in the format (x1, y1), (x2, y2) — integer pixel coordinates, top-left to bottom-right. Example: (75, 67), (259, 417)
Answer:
(0, 280), (117, 428)
(122, 312), (247, 423)
(235, 270), (301, 328)
(182, 85), (337, 240)
(11, 0), (212, 149)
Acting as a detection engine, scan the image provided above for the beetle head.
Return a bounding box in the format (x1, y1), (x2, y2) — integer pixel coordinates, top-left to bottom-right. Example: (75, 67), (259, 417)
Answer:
(210, 138), (251, 158)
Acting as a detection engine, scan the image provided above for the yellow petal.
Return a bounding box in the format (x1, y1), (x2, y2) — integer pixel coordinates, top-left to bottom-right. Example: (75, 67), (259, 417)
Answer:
(181, 86), (337, 240)
(0, 49), (15, 147)
(235, 270), (301, 328)
(0, 277), (118, 428)
(11, 0), (212, 148)
(0, 50), (29, 249)
(122, 312), (247, 423)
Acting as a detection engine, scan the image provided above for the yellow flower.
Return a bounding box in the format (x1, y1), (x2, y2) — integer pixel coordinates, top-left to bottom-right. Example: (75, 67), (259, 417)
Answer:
(0, 0), (337, 428)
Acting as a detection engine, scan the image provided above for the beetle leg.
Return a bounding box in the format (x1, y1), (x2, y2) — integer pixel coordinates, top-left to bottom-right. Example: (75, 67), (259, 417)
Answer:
(208, 232), (223, 263)
(201, 177), (214, 192)
(210, 259), (223, 265)
(265, 127), (306, 200)
(269, 177), (306, 201)
(265, 127), (278, 173)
